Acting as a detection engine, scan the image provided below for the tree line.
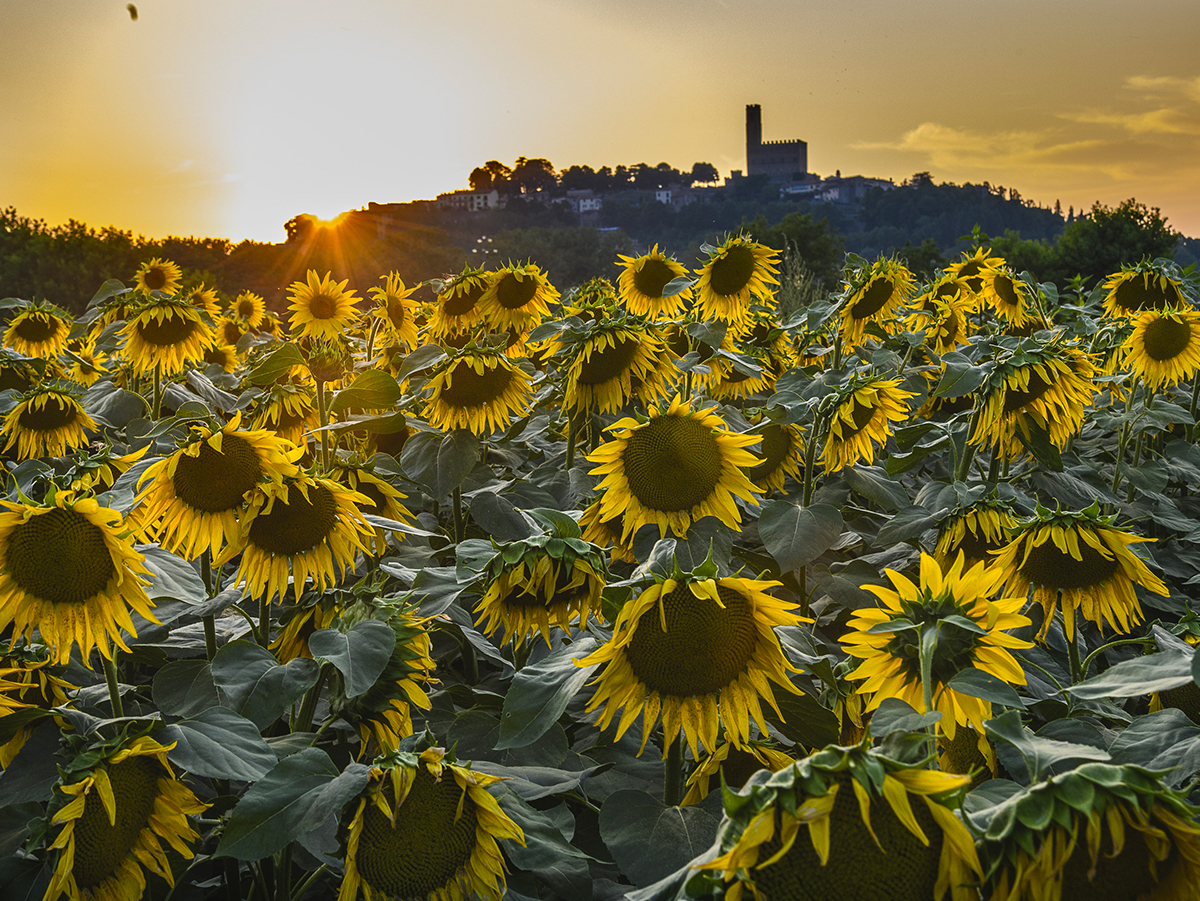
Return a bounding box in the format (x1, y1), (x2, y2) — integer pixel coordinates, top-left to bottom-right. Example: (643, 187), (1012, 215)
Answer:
(467, 158), (721, 195)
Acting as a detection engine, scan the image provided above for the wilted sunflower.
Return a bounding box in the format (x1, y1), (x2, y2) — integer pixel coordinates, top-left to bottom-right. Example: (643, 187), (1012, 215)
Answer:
(694, 235), (780, 332)
(578, 498), (636, 564)
(478, 261), (559, 333)
(328, 600), (436, 755)
(1121, 305), (1200, 390)
(977, 763), (1200, 901)
(2, 382), (97, 461)
(822, 376), (915, 473)
(4, 302), (72, 357)
(992, 503), (1169, 640)
(252, 381), (320, 445)
(271, 595), (339, 663)
(681, 739), (796, 807)
(64, 339), (111, 387)
(705, 348), (779, 401)
(743, 307), (800, 370)
(907, 296), (972, 354)
(988, 270), (1042, 331)
(0, 645), (75, 767)
(133, 257), (182, 295)
(119, 297), (215, 376)
(428, 266), (492, 341)
(68, 444), (147, 494)
(935, 496), (1020, 568)
(200, 340), (239, 373)
(475, 529), (607, 647)
(0, 489), (155, 665)
(288, 269), (359, 342)
(563, 321), (670, 414)
(136, 412), (302, 560)
(230, 290), (266, 328)
(746, 420), (805, 494)
(329, 460), (413, 556)
(577, 569), (807, 758)
(423, 350), (534, 435)
(0, 350), (41, 393)
(616, 243), (693, 318)
(368, 272), (420, 351)
(838, 257), (918, 346)
(1101, 260), (1188, 318)
(219, 474), (374, 603)
(45, 735), (206, 901)
(970, 343), (1097, 461)
(843, 553), (1033, 741)
(338, 744), (524, 901)
(182, 284), (220, 317)
(700, 744), (982, 901)
(588, 395), (763, 540)
(945, 246), (1004, 301)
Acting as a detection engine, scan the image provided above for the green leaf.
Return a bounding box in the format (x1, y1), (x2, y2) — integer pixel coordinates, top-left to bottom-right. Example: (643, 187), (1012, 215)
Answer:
(874, 505), (937, 546)
(330, 369), (402, 413)
(1108, 709), (1200, 787)
(211, 640), (320, 729)
(247, 343), (306, 386)
(842, 466), (909, 511)
(496, 637), (598, 750)
(1068, 648), (1193, 699)
(139, 546), (207, 604)
(499, 792), (593, 900)
(599, 789), (721, 888)
(767, 690), (841, 749)
(400, 429), (480, 500)
(469, 493), (535, 541)
(309, 620), (394, 698)
(934, 352), (986, 397)
(159, 707), (277, 782)
(948, 669), (1027, 709)
(984, 709), (1109, 782)
(393, 344), (447, 383)
(152, 659), (221, 717)
(663, 275), (697, 298)
(757, 501), (842, 572)
(216, 749), (369, 860)
(869, 698), (941, 737)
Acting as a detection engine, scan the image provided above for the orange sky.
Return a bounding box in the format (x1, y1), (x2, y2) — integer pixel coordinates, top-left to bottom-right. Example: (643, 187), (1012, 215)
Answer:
(3, 0), (1199, 243)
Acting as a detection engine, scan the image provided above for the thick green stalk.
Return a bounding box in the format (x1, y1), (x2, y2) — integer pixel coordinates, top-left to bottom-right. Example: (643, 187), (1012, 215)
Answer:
(152, 366), (163, 420)
(452, 486), (465, 543)
(201, 551), (217, 661)
(315, 379), (330, 473)
(955, 407), (982, 482)
(664, 735), (684, 806)
(102, 652), (124, 718)
(1066, 620), (1084, 685)
(294, 666), (328, 734)
(565, 415), (577, 470)
(259, 599), (272, 648)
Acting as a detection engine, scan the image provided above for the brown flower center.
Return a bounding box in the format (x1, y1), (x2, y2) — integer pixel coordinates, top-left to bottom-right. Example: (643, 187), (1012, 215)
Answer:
(7, 507), (116, 605)
(1142, 316), (1192, 362)
(577, 335), (642, 385)
(18, 394), (79, 433)
(13, 314), (60, 343)
(851, 278), (896, 319)
(248, 484), (338, 556)
(438, 360), (514, 408)
(632, 258), (678, 299)
(708, 245), (758, 298)
(172, 433), (264, 513)
(71, 756), (161, 889)
(495, 272), (539, 310)
(621, 415), (725, 513)
(136, 310), (200, 347)
(1018, 531), (1120, 590)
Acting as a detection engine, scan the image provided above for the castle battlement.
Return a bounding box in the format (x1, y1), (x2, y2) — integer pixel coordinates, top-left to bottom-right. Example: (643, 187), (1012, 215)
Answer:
(745, 104), (807, 183)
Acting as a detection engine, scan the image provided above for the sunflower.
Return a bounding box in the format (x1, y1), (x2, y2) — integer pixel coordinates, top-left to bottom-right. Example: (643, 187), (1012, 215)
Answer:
(705, 347), (780, 401)
(328, 600), (436, 755)
(271, 595), (339, 663)
(338, 744), (524, 901)
(423, 350), (534, 436)
(577, 572), (807, 758)
(0, 489), (155, 666)
(987, 270), (1041, 330)
(475, 532), (607, 648)
(288, 269), (359, 342)
(945, 246), (1005, 302)
(44, 734), (206, 901)
(907, 296), (972, 354)
(563, 321), (671, 413)
(1101, 261), (1188, 318)
(616, 244), (693, 318)
(0, 645), (75, 767)
(329, 460), (413, 556)
(183, 284), (220, 317)
(0, 350), (41, 393)
(119, 297), (215, 376)
(1120, 305), (1200, 390)
(977, 763), (1200, 901)
(694, 235), (780, 332)
(68, 444), (148, 494)
(201, 341), (239, 373)
(478, 261), (559, 333)
(252, 382), (320, 445)
(562, 276), (622, 320)
(230, 290), (266, 328)
(970, 343), (1097, 461)
(368, 272), (420, 351)
(843, 553), (1033, 741)
(428, 266), (492, 341)
(743, 308), (800, 370)
(700, 744), (983, 901)
(821, 376), (915, 473)
(135, 412), (302, 560)
(218, 474), (374, 603)
(2, 383), (97, 461)
(935, 497), (1020, 568)
(681, 739), (796, 807)
(64, 340), (112, 387)
(992, 504), (1169, 640)
(4, 302), (73, 357)
(937, 724), (997, 783)
(838, 257), (918, 346)
(133, 257), (183, 295)
(588, 395), (763, 541)
(746, 420), (806, 494)
(578, 498), (637, 564)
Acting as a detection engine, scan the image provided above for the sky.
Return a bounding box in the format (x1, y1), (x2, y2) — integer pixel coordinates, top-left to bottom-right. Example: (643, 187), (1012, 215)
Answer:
(3, 0), (1199, 243)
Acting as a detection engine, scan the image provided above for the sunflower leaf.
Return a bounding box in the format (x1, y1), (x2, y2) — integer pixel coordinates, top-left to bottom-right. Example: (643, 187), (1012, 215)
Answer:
(599, 789), (722, 888)
(984, 709), (1110, 782)
(934, 352), (988, 397)
(399, 428), (480, 501)
(392, 343), (446, 383)
(1066, 648), (1194, 699)
(309, 620), (395, 698)
(758, 501), (843, 572)
(1108, 710), (1200, 787)
(330, 369), (401, 413)
(869, 698), (942, 737)
(211, 640), (320, 729)
(139, 545), (207, 604)
(496, 636), (598, 751)
(160, 707), (277, 782)
(246, 342), (306, 386)
(947, 668), (1027, 709)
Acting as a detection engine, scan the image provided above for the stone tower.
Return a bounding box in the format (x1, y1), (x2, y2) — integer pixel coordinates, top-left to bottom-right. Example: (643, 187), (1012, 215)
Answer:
(745, 104), (807, 183)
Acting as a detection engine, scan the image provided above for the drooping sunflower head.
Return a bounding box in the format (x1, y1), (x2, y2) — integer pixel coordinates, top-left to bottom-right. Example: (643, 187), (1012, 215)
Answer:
(821, 375), (916, 473)
(427, 265), (493, 340)
(1101, 260), (1189, 319)
(563, 276), (622, 320)
(133, 256), (183, 295)
(288, 269), (359, 342)
(617, 244), (693, 319)
(201, 340), (240, 373)
(423, 349), (535, 436)
(1121, 305), (1200, 390)
(4, 301), (73, 357)
(67, 443), (148, 494)
(838, 257), (918, 346)
(976, 763), (1200, 901)
(271, 594), (339, 663)
(843, 552), (1033, 740)
(251, 381), (320, 445)
(937, 724), (997, 784)
(44, 734), (207, 901)
(215, 314), (247, 347)
(327, 600), (437, 756)
(64, 339), (112, 386)
(135, 411), (302, 560)
(119, 296), (216, 376)
(475, 521), (608, 647)
(704, 346), (780, 401)
(945, 246), (1005, 300)
(987, 269), (1042, 330)
(0, 488), (156, 665)
(329, 459), (413, 556)
(368, 272), (421, 351)
(577, 567), (808, 758)
(478, 261), (559, 333)
(588, 395), (764, 540)
(0, 350), (41, 394)
(2, 381), (97, 461)
(578, 497), (637, 564)
(743, 307), (799, 366)
(915, 274), (975, 314)
(337, 742), (524, 901)
(934, 495), (1020, 569)
(992, 502), (1169, 640)
(562, 320), (671, 414)
(699, 743), (982, 901)
(907, 295), (972, 353)
(694, 235), (781, 330)
(183, 283), (221, 317)
(681, 739), (797, 807)
(746, 420), (805, 494)
(0, 643), (76, 767)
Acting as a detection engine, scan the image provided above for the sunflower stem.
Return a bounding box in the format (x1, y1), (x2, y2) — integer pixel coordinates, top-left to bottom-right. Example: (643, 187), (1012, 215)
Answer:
(452, 486), (465, 543)
(259, 598), (272, 648)
(831, 333), (843, 371)
(565, 414), (577, 470)
(315, 379), (331, 473)
(289, 864), (327, 901)
(152, 365), (162, 420)
(295, 665), (328, 733)
(276, 847), (292, 901)
(101, 652), (124, 718)
(1066, 621), (1084, 685)
(201, 552), (218, 661)
(664, 735), (684, 806)
(917, 624), (939, 763)
(985, 443), (1001, 486)
(1079, 636), (1156, 680)
(224, 859), (242, 901)
(801, 412), (826, 507)
(1189, 377), (1200, 441)
(365, 318), (382, 366)
(954, 406), (982, 482)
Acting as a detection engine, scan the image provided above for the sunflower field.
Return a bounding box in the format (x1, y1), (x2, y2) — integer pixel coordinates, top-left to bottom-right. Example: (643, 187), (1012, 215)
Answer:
(1, 236), (1200, 901)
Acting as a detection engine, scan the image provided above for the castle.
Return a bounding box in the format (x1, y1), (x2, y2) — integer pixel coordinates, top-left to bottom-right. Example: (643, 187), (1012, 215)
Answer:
(745, 104), (808, 182)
